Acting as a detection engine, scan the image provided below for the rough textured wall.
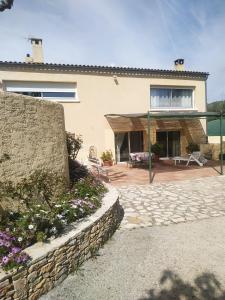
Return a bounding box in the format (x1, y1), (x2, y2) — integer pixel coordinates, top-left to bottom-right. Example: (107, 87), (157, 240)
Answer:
(200, 142), (225, 160)
(0, 92), (69, 181)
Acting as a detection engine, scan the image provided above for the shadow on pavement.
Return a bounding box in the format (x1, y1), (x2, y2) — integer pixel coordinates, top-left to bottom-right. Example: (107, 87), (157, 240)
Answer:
(139, 270), (225, 300)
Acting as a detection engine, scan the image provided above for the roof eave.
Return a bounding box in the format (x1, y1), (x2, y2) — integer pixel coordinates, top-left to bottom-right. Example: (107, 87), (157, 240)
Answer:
(0, 61), (209, 80)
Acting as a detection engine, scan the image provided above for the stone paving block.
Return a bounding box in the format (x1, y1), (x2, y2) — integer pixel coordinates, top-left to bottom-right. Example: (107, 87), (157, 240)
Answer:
(118, 176), (225, 229)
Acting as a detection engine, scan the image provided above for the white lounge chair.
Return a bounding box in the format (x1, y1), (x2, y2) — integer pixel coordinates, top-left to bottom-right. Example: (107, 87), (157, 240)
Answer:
(173, 151), (207, 167)
(186, 151), (207, 167)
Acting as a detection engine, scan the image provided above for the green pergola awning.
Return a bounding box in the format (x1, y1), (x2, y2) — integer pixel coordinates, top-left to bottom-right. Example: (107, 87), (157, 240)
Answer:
(208, 119), (225, 136)
(105, 111), (224, 183)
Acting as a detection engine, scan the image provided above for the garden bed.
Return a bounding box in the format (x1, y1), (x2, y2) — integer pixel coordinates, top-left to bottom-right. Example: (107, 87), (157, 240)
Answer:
(0, 172), (108, 270)
(0, 184), (121, 300)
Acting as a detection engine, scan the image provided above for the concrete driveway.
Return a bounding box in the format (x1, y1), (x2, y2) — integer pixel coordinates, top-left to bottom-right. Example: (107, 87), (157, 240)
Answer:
(41, 176), (225, 300)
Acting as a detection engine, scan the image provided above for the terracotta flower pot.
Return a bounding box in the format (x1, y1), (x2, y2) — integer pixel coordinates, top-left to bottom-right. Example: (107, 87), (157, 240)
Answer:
(153, 154), (160, 162)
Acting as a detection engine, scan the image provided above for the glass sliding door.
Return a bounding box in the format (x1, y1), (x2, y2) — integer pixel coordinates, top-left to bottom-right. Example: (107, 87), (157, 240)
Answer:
(168, 131), (180, 157)
(130, 131), (144, 153)
(156, 131), (180, 157)
(115, 131), (144, 162)
(156, 131), (167, 157)
(115, 132), (129, 162)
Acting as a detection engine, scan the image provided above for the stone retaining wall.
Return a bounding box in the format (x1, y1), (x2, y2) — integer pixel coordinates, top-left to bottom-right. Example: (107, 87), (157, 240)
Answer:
(0, 186), (121, 300)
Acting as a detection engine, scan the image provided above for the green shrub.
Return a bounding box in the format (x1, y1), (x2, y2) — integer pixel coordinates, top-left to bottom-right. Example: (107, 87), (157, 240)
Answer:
(71, 176), (107, 206)
(0, 171), (107, 271)
(186, 143), (200, 153)
(66, 133), (83, 161)
(69, 159), (88, 184)
(66, 133), (88, 183)
(151, 143), (162, 155)
(100, 150), (113, 162)
(0, 170), (67, 210)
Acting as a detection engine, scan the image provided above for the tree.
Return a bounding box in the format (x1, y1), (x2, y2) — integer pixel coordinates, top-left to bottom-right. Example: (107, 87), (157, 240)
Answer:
(0, 0), (14, 12)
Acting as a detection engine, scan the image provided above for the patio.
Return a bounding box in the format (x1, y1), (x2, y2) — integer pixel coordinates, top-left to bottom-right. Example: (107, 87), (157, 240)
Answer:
(107, 160), (222, 186)
(106, 111), (225, 183)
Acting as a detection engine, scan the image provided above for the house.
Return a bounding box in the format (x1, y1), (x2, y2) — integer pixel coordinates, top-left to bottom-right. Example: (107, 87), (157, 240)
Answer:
(0, 38), (209, 163)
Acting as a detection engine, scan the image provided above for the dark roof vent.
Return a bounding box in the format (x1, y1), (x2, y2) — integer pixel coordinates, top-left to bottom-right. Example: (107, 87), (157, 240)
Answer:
(175, 59), (184, 65)
(174, 59), (184, 71)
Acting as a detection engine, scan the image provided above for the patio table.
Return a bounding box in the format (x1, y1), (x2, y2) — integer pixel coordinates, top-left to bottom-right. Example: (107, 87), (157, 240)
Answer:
(130, 152), (149, 162)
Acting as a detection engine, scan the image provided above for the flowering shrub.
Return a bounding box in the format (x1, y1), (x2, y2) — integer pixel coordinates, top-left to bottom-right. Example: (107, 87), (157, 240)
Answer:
(2, 203), (77, 248)
(72, 176), (106, 202)
(0, 231), (30, 272)
(0, 173), (107, 271)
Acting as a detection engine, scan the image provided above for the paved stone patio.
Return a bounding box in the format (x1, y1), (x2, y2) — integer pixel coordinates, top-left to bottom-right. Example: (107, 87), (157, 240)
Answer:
(108, 161), (221, 185)
(118, 175), (225, 229)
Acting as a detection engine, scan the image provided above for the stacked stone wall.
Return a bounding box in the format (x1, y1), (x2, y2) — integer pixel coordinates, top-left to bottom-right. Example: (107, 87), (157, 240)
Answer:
(0, 186), (121, 300)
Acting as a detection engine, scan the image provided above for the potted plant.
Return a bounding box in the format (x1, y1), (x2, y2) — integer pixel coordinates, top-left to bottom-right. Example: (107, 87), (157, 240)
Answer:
(151, 143), (162, 161)
(186, 143), (200, 154)
(100, 150), (113, 166)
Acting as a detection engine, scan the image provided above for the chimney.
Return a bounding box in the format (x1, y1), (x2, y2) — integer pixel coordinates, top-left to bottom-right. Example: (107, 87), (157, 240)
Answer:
(25, 38), (44, 63)
(174, 58), (184, 71)
(25, 53), (33, 63)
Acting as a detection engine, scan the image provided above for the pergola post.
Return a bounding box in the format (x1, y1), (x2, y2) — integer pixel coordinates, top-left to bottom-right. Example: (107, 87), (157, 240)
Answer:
(220, 112), (223, 175)
(147, 111), (152, 183)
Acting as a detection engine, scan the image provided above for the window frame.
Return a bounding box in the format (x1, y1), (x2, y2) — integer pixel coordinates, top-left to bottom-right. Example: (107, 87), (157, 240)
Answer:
(3, 81), (79, 103)
(150, 86), (195, 111)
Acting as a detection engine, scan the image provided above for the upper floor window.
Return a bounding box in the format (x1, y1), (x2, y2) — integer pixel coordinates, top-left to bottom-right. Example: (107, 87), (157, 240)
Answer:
(4, 81), (77, 102)
(150, 87), (193, 109)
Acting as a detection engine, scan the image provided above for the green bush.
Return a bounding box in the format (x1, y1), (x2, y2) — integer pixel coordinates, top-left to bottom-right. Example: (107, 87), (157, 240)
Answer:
(66, 133), (88, 183)
(71, 176), (107, 206)
(186, 143), (200, 153)
(68, 159), (88, 184)
(0, 171), (107, 270)
(100, 150), (113, 161)
(151, 143), (162, 155)
(66, 133), (83, 161)
(0, 170), (67, 211)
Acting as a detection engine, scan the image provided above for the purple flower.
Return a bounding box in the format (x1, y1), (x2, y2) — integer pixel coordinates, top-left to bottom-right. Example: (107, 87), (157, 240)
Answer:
(21, 254), (29, 263)
(11, 247), (21, 254)
(88, 203), (95, 209)
(4, 241), (11, 248)
(2, 256), (9, 265)
(15, 256), (22, 264)
(16, 253), (29, 264)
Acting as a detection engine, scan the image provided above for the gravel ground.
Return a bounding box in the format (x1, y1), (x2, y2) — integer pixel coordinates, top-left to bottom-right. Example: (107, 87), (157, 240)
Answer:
(41, 216), (225, 300)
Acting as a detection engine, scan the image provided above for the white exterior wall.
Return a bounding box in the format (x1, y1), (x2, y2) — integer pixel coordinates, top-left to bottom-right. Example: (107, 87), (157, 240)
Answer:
(0, 69), (207, 162)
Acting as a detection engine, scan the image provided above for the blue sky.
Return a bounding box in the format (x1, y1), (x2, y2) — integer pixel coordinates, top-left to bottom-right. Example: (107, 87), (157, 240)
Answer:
(1, 0), (225, 102)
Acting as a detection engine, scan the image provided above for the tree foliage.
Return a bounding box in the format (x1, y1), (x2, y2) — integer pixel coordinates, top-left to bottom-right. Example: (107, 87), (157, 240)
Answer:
(207, 100), (225, 113)
(66, 133), (83, 161)
(0, 0), (14, 12)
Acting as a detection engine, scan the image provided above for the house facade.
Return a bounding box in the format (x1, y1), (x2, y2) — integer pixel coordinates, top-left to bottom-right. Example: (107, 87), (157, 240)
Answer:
(0, 39), (208, 163)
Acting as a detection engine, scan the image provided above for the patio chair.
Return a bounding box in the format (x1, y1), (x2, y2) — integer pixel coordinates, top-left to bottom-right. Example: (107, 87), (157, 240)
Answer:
(87, 156), (110, 182)
(186, 151), (207, 167)
(173, 151), (207, 167)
